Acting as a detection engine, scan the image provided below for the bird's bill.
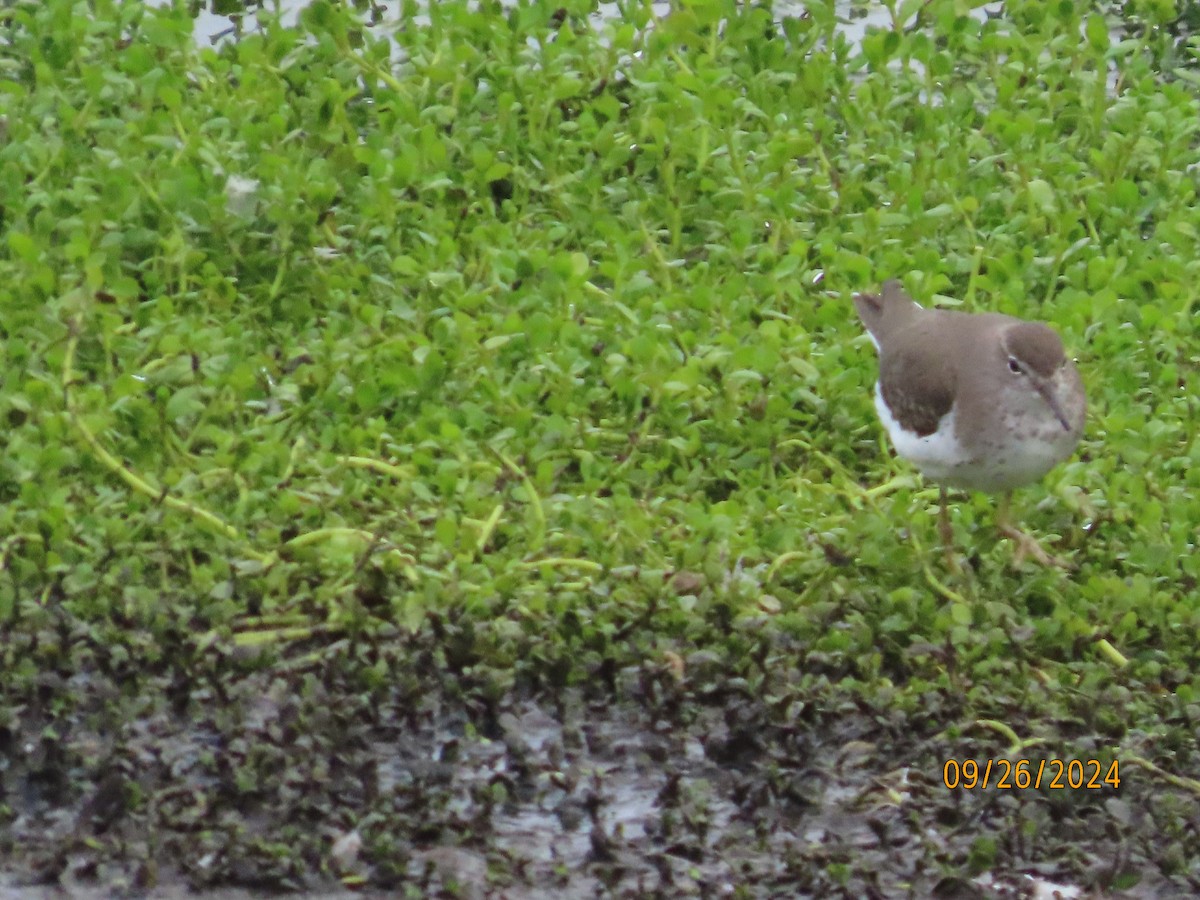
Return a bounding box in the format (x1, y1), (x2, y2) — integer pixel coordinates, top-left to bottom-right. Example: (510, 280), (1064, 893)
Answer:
(1036, 381), (1072, 431)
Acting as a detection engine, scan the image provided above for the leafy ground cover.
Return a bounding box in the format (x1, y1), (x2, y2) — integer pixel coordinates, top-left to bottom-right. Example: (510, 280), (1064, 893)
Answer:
(2, 0), (1200, 895)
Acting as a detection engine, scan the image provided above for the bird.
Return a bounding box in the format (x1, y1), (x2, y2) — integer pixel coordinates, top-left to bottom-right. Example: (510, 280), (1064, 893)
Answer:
(853, 280), (1086, 568)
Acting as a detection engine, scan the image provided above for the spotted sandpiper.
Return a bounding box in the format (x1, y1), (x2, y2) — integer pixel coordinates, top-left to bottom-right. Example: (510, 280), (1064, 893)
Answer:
(854, 280), (1086, 568)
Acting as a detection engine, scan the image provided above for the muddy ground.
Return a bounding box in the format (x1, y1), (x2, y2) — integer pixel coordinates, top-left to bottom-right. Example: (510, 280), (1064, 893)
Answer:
(1, 604), (1194, 898)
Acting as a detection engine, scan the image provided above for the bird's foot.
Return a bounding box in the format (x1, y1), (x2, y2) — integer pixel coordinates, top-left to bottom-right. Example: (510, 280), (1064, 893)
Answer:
(998, 524), (1072, 570)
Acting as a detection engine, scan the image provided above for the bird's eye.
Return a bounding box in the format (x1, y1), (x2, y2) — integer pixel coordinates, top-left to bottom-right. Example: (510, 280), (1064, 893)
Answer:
(1007, 357), (1022, 374)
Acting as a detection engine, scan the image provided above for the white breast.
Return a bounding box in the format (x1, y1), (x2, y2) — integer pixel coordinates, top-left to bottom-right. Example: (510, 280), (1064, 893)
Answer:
(873, 381), (1076, 493)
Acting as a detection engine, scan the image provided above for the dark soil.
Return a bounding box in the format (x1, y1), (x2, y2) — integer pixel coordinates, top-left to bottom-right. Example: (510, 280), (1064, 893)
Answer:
(0, 604), (1193, 898)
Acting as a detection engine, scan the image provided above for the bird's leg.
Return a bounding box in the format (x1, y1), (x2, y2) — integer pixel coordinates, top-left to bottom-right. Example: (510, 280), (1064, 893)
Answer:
(995, 491), (1071, 569)
(938, 486), (961, 572)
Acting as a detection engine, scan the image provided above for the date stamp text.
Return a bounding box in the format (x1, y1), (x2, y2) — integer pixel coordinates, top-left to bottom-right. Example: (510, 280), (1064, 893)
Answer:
(942, 758), (1120, 790)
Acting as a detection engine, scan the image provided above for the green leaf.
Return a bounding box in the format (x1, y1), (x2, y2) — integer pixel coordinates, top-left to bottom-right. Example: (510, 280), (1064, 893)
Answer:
(1026, 178), (1058, 214)
(1084, 14), (1109, 52)
(165, 386), (205, 422)
(7, 231), (38, 262)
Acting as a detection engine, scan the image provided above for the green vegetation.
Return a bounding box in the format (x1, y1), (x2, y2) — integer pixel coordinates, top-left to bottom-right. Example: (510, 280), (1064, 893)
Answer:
(1, 0), (1199, 892)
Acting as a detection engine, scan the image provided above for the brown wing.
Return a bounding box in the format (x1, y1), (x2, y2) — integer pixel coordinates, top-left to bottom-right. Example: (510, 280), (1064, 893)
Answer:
(878, 324), (957, 437)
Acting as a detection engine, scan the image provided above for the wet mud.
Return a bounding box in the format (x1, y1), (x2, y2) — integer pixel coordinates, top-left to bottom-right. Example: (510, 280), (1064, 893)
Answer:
(0, 608), (1192, 897)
